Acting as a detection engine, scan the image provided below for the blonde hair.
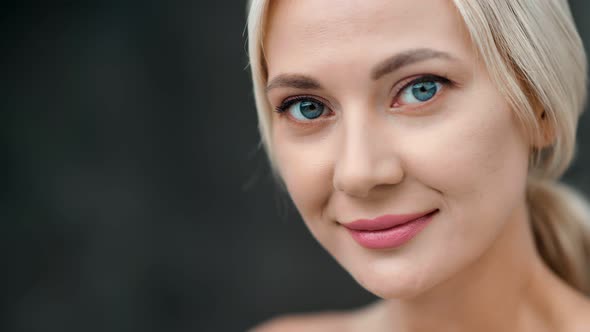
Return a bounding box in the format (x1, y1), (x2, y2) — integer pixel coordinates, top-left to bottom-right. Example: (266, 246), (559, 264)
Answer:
(247, 0), (590, 293)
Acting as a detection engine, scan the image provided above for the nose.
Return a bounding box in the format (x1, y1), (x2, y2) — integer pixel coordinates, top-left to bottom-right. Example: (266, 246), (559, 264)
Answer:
(332, 115), (404, 198)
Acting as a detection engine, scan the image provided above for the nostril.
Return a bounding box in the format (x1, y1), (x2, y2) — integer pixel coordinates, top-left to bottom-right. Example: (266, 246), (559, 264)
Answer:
(333, 158), (404, 198)
(333, 174), (372, 198)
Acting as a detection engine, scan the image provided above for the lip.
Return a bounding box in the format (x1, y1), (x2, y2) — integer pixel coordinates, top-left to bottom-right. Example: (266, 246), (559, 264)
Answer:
(343, 209), (438, 231)
(342, 209), (438, 249)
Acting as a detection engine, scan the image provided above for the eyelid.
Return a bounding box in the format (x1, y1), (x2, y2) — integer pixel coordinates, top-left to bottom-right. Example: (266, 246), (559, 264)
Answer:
(391, 74), (450, 96)
(275, 94), (333, 114)
(277, 95), (320, 112)
(274, 94), (335, 125)
(390, 74), (452, 107)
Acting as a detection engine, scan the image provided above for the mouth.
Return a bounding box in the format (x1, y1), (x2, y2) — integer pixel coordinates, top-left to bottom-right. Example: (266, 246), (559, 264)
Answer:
(343, 209), (439, 249)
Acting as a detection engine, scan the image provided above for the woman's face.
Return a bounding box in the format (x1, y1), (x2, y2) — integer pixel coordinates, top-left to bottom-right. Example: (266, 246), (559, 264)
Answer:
(264, 0), (531, 298)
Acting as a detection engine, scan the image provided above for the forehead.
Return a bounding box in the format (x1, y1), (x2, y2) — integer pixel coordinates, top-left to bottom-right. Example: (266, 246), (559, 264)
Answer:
(264, 0), (475, 78)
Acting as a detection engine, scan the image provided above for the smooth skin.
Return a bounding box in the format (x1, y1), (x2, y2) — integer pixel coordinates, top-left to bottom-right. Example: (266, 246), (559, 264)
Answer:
(253, 0), (590, 331)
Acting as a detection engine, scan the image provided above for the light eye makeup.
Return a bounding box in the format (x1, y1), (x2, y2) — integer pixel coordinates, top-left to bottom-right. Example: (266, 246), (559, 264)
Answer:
(274, 95), (332, 122)
(391, 74), (452, 109)
(273, 74), (454, 124)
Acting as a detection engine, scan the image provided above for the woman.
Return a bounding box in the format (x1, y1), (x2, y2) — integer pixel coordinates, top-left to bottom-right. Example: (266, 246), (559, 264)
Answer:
(247, 0), (590, 330)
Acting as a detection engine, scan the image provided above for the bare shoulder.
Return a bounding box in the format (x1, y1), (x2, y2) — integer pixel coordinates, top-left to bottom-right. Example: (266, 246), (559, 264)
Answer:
(248, 310), (355, 332)
(568, 294), (590, 332)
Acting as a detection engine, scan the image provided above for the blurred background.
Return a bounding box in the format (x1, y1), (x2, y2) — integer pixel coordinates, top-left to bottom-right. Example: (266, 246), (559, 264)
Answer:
(2, 1), (590, 331)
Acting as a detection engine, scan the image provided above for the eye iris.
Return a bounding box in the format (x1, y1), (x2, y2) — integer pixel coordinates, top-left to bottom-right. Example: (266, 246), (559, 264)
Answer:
(411, 81), (437, 102)
(299, 100), (324, 119)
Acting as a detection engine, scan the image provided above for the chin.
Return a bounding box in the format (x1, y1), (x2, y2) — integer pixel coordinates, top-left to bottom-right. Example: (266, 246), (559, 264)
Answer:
(351, 263), (441, 300)
(361, 278), (434, 300)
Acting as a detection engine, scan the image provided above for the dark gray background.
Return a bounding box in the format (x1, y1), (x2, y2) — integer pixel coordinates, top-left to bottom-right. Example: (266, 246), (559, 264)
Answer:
(2, 1), (590, 331)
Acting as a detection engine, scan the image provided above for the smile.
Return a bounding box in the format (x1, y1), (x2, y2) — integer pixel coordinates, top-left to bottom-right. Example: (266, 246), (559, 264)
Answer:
(342, 209), (439, 249)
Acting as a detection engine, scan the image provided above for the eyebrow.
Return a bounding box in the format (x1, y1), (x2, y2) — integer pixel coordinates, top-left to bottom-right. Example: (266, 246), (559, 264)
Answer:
(265, 48), (458, 92)
(265, 74), (321, 93)
(371, 48), (457, 80)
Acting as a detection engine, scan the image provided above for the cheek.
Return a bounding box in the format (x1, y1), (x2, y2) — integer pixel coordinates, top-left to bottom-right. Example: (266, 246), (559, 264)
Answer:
(437, 109), (527, 201)
(398, 82), (530, 203)
(401, 97), (530, 261)
(272, 128), (334, 223)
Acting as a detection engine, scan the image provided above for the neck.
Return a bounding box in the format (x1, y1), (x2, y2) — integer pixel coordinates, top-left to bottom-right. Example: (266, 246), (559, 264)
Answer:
(377, 201), (562, 332)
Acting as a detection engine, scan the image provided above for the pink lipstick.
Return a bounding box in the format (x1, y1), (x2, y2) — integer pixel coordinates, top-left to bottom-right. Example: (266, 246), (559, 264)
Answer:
(342, 209), (438, 249)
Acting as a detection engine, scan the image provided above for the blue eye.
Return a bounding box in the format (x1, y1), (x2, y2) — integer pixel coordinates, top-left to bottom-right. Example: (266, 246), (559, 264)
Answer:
(395, 76), (450, 107)
(276, 98), (327, 121)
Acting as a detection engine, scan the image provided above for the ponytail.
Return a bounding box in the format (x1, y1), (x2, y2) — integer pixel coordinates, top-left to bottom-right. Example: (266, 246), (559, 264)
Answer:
(527, 178), (590, 294)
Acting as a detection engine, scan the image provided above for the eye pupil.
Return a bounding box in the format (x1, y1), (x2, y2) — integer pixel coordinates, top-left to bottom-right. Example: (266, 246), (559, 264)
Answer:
(411, 81), (438, 102)
(299, 100), (324, 119)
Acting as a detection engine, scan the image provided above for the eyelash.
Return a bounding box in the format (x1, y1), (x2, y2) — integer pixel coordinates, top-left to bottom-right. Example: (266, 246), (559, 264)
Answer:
(274, 74), (452, 119)
(274, 95), (327, 115)
(391, 74), (451, 107)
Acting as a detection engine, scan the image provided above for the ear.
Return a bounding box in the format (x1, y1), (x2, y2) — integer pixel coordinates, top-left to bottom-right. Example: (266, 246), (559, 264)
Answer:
(531, 109), (557, 149)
